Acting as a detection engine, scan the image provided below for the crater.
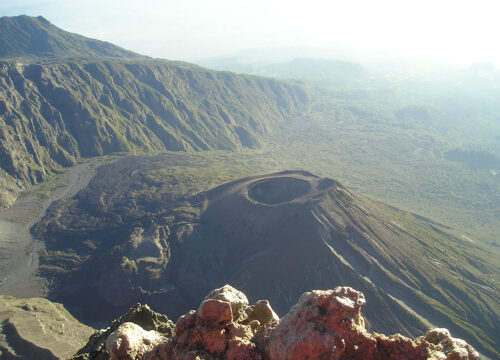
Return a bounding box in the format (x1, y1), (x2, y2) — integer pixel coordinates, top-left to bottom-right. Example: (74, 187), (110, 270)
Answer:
(247, 177), (311, 205)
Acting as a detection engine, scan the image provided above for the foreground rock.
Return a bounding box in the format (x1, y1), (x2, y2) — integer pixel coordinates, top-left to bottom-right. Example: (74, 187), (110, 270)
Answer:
(77, 285), (480, 360)
(72, 304), (175, 360)
(0, 295), (94, 359)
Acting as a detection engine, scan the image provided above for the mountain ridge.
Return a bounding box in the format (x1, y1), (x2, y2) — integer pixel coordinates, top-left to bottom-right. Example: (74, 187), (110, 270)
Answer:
(0, 16), (309, 207)
(0, 15), (145, 60)
(197, 57), (366, 85)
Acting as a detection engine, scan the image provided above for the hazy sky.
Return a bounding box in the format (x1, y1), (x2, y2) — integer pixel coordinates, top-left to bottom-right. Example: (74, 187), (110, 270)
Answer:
(1, 0), (499, 64)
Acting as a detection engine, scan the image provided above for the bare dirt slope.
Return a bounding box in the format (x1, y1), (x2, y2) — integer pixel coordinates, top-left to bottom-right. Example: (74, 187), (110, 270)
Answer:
(0, 162), (95, 298)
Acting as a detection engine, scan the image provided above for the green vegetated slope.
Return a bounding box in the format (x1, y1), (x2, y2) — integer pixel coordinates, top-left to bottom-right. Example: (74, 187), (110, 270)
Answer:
(262, 88), (500, 246)
(0, 17), (308, 206)
(0, 15), (144, 60)
(33, 155), (500, 359)
(204, 56), (500, 245)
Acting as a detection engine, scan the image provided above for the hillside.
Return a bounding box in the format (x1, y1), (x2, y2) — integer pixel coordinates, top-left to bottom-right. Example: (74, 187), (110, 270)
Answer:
(0, 15), (144, 60)
(0, 16), (308, 207)
(1, 16), (498, 248)
(197, 54), (500, 245)
(32, 157), (500, 358)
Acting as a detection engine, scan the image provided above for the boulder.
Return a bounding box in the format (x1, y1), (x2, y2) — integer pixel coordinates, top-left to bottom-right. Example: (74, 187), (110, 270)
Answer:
(106, 322), (162, 360)
(261, 287), (379, 359)
(197, 299), (232, 327)
(244, 300), (279, 325)
(71, 303), (174, 360)
(422, 328), (480, 360)
(204, 285), (249, 322)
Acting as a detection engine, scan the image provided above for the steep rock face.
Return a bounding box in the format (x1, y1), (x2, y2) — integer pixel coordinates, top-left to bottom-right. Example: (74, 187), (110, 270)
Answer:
(89, 285), (479, 360)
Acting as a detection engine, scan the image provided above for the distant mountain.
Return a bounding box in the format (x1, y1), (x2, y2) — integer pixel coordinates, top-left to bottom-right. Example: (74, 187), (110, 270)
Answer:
(33, 160), (500, 358)
(0, 15), (144, 60)
(197, 57), (366, 85)
(263, 58), (366, 83)
(0, 16), (308, 207)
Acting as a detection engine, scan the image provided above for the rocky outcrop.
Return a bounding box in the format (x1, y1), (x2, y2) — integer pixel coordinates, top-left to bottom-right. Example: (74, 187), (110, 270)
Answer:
(72, 304), (175, 360)
(83, 285), (480, 360)
(106, 322), (163, 360)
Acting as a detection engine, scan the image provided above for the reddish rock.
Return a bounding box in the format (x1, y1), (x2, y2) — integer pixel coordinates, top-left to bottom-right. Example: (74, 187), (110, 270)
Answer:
(205, 285), (249, 321)
(93, 285), (480, 360)
(201, 328), (227, 355)
(262, 287), (380, 360)
(175, 326), (202, 349)
(175, 310), (197, 334)
(197, 299), (232, 327)
(375, 333), (430, 359)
